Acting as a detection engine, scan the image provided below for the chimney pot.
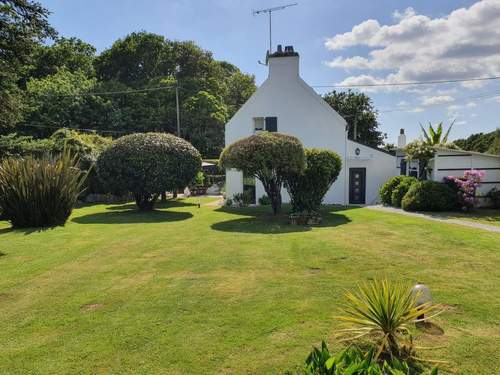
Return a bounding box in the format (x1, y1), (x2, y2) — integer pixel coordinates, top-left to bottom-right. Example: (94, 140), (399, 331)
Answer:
(400, 128), (405, 135)
(398, 128), (407, 148)
(277, 44), (283, 52)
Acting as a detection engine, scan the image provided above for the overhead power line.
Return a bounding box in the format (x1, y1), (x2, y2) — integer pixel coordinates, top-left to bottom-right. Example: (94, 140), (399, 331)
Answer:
(311, 76), (500, 88)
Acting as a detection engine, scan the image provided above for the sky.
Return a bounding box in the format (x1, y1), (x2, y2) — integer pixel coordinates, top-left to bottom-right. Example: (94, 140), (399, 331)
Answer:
(40, 0), (500, 144)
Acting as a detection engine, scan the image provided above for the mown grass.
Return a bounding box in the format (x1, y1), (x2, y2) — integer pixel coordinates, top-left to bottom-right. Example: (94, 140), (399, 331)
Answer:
(0, 198), (499, 374)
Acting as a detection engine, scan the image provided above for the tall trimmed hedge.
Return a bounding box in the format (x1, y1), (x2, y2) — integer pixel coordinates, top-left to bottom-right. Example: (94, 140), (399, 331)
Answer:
(97, 132), (201, 210)
(285, 148), (342, 213)
(401, 180), (457, 212)
(220, 132), (305, 214)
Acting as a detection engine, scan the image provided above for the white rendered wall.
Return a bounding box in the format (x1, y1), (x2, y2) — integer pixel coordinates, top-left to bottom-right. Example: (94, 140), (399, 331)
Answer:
(432, 149), (500, 194)
(346, 141), (397, 204)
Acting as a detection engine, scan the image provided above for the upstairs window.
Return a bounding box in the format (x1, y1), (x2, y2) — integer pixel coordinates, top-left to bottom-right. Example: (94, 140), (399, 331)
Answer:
(253, 116), (277, 132)
(253, 117), (264, 131)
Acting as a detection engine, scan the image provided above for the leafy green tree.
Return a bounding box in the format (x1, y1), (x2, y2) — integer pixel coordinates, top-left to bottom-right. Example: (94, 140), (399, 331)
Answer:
(28, 37), (96, 79)
(420, 121), (454, 146)
(220, 132), (305, 214)
(23, 68), (106, 136)
(182, 91), (228, 157)
(488, 129), (500, 155)
(322, 90), (386, 147)
(0, 0), (55, 131)
(454, 131), (496, 153)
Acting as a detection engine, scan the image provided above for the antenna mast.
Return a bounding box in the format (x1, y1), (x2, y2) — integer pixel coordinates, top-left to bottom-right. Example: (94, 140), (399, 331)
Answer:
(253, 2), (297, 63)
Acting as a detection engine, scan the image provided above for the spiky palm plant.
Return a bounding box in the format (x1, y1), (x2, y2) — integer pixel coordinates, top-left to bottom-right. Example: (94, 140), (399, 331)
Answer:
(420, 121), (455, 146)
(336, 279), (443, 361)
(0, 149), (87, 228)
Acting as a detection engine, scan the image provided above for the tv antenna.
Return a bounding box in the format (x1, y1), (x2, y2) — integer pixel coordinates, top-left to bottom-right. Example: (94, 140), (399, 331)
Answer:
(253, 3), (298, 65)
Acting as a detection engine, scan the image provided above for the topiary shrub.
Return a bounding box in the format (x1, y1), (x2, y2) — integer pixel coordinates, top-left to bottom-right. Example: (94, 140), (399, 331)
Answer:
(401, 180), (457, 212)
(97, 132), (201, 210)
(220, 132), (305, 214)
(390, 176), (417, 207)
(0, 150), (87, 228)
(380, 176), (408, 205)
(285, 148), (342, 216)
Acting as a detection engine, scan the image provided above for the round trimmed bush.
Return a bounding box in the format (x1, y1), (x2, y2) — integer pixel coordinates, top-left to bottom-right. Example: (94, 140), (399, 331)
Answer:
(220, 132), (305, 214)
(97, 132), (201, 210)
(390, 176), (417, 207)
(379, 176), (409, 205)
(401, 180), (457, 212)
(285, 148), (342, 214)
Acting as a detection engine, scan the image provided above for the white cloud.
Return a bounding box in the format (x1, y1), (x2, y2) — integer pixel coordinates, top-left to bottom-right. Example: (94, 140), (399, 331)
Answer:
(466, 101), (477, 107)
(325, 0), (500, 89)
(455, 120), (467, 125)
(420, 95), (455, 106)
(409, 107), (424, 113)
(398, 100), (409, 106)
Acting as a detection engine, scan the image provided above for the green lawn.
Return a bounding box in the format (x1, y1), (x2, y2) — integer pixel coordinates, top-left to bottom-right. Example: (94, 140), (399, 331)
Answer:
(0, 199), (499, 374)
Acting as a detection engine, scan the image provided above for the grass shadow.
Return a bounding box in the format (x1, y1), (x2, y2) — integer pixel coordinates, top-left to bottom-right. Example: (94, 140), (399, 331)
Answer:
(0, 224), (58, 236)
(211, 205), (351, 234)
(73, 209), (193, 224)
(105, 199), (198, 211)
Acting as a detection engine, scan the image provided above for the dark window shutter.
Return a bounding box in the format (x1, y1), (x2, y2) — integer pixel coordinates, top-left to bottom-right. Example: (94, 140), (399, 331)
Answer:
(265, 117), (277, 132)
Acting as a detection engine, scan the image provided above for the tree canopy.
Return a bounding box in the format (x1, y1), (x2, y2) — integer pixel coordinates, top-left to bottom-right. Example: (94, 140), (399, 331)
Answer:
(322, 90), (386, 147)
(454, 129), (499, 155)
(1, 18), (256, 157)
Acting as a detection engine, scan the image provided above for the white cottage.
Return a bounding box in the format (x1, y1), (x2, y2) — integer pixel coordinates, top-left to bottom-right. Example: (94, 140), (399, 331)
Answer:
(224, 46), (396, 205)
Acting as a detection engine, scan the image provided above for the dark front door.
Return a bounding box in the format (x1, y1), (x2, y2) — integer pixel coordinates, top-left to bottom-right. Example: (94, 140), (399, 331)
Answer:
(349, 168), (366, 204)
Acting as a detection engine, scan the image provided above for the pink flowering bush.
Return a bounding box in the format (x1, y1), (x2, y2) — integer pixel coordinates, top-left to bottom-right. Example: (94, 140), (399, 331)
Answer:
(443, 170), (485, 210)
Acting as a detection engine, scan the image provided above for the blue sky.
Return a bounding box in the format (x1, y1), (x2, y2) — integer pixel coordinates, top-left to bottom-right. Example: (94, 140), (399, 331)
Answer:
(40, 0), (500, 144)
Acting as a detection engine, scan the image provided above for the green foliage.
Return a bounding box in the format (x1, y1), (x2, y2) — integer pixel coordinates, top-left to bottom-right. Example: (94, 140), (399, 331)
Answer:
(380, 176), (409, 205)
(487, 129), (500, 155)
(322, 90), (386, 147)
(487, 188), (500, 208)
(402, 181), (457, 212)
(232, 191), (254, 207)
(97, 132), (201, 210)
(454, 130), (496, 154)
(29, 37), (96, 79)
(0, 149), (87, 228)
(0, 0), (56, 131)
(286, 148), (342, 213)
(258, 195), (270, 205)
(23, 68), (105, 137)
(0, 133), (54, 159)
(420, 121), (454, 146)
(404, 141), (435, 180)
(304, 341), (438, 375)
(336, 279), (443, 363)
(391, 177), (417, 208)
(220, 132), (305, 214)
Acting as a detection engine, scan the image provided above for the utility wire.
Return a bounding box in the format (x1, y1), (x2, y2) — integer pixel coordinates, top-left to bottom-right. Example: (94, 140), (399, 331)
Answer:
(311, 76), (500, 88)
(38, 76), (500, 98)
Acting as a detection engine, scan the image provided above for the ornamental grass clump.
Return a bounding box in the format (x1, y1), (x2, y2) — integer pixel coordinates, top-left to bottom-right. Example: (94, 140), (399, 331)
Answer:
(0, 150), (87, 228)
(336, 279), (443, 362)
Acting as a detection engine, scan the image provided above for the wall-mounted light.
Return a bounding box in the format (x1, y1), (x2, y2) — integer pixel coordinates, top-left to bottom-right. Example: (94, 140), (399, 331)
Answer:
(355, 148), (361, 156)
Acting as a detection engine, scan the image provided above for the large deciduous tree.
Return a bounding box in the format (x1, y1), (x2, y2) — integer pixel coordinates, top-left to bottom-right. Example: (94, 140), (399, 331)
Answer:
(0, 0), (55, 131)
(220, 132), (305, 214)
(322, 90), (385, 147)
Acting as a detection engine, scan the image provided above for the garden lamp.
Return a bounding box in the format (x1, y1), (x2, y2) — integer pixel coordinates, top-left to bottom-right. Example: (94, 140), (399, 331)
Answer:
(411, 282), (432, 321)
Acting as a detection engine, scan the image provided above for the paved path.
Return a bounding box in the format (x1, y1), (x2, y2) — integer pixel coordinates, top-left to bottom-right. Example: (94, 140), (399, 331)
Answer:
(367, 205), (500, 233)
